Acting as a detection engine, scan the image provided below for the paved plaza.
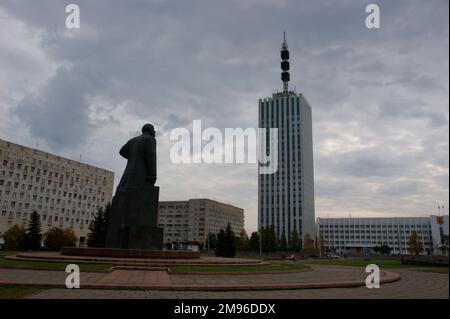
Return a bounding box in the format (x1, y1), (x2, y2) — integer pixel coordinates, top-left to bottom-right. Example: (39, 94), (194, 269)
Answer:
(0, 264), (399, 290)
(25, 268), (448, 299)
(0, 263), (448, 299)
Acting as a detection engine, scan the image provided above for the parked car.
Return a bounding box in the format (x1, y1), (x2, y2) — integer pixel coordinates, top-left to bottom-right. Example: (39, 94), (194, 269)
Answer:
(325, 253), (340, 259)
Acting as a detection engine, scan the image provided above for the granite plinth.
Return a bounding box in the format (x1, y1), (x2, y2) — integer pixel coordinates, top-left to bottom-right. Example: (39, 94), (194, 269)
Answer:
(105, 185), (163, 250)
(60, 247), (201, 259)
(128, 226), (164, 251)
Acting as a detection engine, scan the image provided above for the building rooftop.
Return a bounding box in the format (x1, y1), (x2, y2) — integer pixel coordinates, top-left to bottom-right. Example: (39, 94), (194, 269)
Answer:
(0, 137), (114, 175)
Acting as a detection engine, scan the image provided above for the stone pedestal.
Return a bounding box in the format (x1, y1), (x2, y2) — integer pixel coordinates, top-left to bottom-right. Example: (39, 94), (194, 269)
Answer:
(105, 185), (163, 250)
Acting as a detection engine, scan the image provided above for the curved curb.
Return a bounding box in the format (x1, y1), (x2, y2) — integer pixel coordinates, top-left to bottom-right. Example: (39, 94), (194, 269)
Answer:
(3, 263), (307, 276)
(2, 256), (310, 275)
(169, 267), (313, 276)
(0, 265), (110, 273)
(12, 253), (266, 266)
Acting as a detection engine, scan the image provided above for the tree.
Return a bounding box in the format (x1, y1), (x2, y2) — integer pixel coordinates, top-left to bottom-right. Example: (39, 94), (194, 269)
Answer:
(373, 244), (391, 255)
(319, 232), (326, 256)
(373, 246), (381, 254)
(206, 232), (217, 250)
(215, 229), (226, 257)
(215, 222), (236, 258)
(327, 246), (336, 253)
(237, 229), (249, 251)
(87, 203), (111, 248)
(63, 228), (78, 247)
(408, 231), (423, 255)
(259, 225), (278, 252)
(278, 230), (287, 251)
(261, 226), (268, 252)
(43, 228), (65, 251)
(267, 224), (278, 252)
(3, 225), (27, 251)
(44, 227), (78, 251)
(224, 222), (236, 257)
(249, 231), (260, 252)
(379, 244), (392, 255)
(289, 228), (301, 252)
(25, 211), (42, 250)
(303, 233), (316, 254)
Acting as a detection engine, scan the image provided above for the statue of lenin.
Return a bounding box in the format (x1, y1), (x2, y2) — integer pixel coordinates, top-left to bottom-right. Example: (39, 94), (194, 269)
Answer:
(105, 123), (163, 250)
(116, 123), (157, 192)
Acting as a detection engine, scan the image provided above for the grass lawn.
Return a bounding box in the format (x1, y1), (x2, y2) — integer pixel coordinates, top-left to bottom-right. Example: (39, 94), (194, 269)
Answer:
(170, 261), (310, 273)
(0, 254), (112, 271)
(235, 255), (268, 260)
(0, 285), (45, 299)
(413, 267), (449, 274)
(0, 250), (15, 257)
(305, 258), (449, 272)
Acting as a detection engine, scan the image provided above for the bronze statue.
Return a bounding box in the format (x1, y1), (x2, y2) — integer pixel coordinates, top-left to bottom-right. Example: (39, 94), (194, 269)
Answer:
(106, 123), (163, 250)
(116, 123), (157, 193)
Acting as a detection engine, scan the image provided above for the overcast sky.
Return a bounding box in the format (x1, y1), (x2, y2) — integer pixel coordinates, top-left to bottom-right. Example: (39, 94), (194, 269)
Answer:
(0, 0), (448, 232)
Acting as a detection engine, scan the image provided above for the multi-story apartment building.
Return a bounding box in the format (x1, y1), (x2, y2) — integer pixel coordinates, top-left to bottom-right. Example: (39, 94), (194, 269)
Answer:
(158, 199), (244, 249)
(258, 33), (316, 243)
(317, 215), (449, 256)
(0, 138), (114, 246)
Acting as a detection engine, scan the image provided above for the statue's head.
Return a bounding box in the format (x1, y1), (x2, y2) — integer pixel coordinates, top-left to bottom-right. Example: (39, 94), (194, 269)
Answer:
(142, 123), (155, 137)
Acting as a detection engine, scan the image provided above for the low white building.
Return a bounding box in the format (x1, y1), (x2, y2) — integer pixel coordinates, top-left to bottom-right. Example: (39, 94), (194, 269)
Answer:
(317, 215), (449, 256)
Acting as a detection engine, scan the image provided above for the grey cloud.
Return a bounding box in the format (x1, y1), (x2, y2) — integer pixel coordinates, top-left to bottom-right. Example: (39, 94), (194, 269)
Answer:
(378, 98), (448, 128)
(378, 180), (420, 197)
(333, 152), (406, 178)
(14, 66), (109, 149)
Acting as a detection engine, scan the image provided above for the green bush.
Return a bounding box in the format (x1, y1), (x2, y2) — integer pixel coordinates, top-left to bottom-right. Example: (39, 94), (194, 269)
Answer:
(44, 227), (78, 251)
(3, 225), (27, 251)
(63, 228), (77, 247)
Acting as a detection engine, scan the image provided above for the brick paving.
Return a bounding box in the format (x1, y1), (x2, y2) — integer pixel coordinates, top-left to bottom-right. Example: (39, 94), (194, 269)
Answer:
(0, 268), (104, 286)
(26, 269), (448, 299)
(96, 270), (172, 285)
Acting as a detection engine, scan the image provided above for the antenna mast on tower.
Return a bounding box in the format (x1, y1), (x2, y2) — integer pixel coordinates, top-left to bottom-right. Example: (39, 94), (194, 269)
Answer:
(280, 31), (290, 93)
